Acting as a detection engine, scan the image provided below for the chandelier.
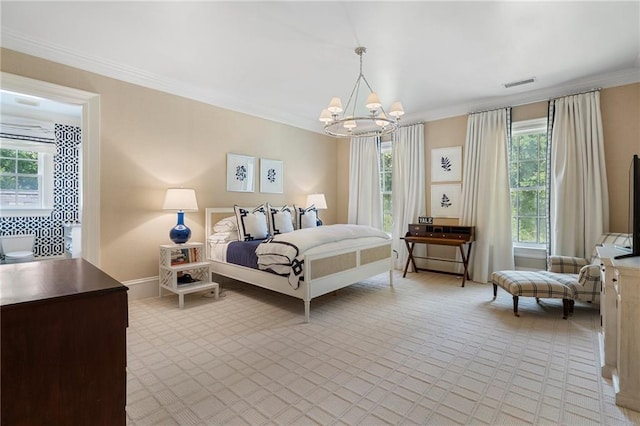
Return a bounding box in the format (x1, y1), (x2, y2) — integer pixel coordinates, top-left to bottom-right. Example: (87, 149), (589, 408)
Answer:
(319, 46), (404, 138)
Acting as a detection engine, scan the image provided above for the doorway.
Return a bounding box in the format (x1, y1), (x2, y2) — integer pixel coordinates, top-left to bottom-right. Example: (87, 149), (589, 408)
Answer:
(1, 72), (100, 266)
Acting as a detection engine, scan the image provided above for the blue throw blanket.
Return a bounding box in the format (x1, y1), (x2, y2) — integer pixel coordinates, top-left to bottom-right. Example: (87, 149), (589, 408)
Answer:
(226, 240), (262, 269)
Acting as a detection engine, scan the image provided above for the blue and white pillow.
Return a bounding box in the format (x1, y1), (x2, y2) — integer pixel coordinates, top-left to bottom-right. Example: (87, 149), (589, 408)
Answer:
(234, 204), (270, 241)
(294, 205), (318, 229)
(267, 204), (295, 235)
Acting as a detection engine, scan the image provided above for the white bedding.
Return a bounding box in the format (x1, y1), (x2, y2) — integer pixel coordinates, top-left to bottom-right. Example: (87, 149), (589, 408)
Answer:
(207, 224), (391, 289)
(255, 224), (390, 288)
(208, 240), (229, 262)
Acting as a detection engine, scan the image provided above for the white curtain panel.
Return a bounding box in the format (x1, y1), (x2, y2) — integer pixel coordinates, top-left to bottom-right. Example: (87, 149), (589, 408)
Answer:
(460, 108), (514, 283)
(549, 91), (609, 258)
(391, 124), (426, 270)
(348, 136), (383, 229)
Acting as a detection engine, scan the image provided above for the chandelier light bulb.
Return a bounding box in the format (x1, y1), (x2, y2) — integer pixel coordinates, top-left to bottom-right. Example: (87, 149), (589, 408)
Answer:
(343, 117), (357, 129)
(376, 112), (389, 127)
(327, 97), (343, 114)
(365, 93), (382, 111)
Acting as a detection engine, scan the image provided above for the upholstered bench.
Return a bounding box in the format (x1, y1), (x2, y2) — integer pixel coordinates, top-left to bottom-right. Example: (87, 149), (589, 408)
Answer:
(491, 270), (575, 319)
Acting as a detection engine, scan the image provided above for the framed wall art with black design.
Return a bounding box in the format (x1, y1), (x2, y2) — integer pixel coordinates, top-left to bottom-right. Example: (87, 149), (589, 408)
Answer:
(259, 158), (283, 193)
(431, 183), (461, 218)
(226, 153), (255, 192)
(431, 146), (462, 182)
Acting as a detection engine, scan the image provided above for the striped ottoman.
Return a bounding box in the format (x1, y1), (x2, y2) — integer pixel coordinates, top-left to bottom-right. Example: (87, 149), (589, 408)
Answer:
(491, 270), (575, 319)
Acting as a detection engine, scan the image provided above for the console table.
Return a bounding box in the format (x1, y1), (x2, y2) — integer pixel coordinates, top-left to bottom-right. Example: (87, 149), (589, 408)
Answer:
(597, 245), (640, 412)
(1, 259), (129, 425)
(402, 231), (474, 287)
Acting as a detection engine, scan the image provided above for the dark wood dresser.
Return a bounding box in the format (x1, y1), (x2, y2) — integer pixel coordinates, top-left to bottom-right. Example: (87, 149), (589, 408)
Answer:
(1, 259), (129, 425)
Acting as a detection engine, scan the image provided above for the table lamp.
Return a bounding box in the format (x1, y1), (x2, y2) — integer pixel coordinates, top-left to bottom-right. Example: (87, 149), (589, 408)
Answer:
(163, 188), (198, 244)
(306, 193), (327, 226)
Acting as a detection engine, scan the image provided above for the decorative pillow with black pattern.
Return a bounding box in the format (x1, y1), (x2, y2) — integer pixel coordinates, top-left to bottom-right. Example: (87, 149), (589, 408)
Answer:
(234, 204), (270, 241)
(294, 204), (318, 229)
(267, 204), (295, 235)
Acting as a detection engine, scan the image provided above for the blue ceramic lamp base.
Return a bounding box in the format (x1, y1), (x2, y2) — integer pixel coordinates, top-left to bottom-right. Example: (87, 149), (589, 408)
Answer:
(170, 211), (191, 244)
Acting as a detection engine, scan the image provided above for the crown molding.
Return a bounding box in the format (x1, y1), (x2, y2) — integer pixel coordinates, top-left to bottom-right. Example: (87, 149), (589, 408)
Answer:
(405, 66), (640, 124)
(3, 28), (639, 133)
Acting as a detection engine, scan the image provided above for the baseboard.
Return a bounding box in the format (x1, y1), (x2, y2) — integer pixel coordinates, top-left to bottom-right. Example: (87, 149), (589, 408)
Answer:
(123, 276), (158, 301)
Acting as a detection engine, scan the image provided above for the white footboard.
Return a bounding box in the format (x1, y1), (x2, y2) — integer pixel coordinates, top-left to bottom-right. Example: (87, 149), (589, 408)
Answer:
(206, 207), (393, 322)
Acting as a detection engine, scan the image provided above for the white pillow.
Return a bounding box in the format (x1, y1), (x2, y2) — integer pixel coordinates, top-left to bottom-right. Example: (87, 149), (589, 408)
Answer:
(267, 204), (295, 235)
(213, 216), (237, 233)
(234, 204), (270, 241)
(208, 231), (239, 243)
(294, 205), (318, 229)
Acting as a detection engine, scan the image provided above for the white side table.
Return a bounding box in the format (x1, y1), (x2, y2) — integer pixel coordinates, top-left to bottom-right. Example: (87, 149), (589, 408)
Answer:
(159, 242), (219, 308)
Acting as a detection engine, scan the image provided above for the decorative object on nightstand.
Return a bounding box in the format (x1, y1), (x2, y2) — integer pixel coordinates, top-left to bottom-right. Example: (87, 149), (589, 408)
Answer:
(163, 188), (198, 244)
(159, 242), (219, 308)
(306, 193), (327, 226)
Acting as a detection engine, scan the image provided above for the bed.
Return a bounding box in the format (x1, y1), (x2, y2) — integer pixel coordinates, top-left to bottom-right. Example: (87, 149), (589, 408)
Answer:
(205, 207), (393, 322)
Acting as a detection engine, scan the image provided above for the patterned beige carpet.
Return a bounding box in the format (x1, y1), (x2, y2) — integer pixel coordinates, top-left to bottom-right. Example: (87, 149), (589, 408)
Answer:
(126, 271), (640, 425)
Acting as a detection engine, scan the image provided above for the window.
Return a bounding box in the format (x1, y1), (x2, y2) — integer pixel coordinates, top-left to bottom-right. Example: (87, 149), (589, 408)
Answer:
(380, 141), (392, 232)
(0, 139), (55, 216)
(509, 119), (548, 245)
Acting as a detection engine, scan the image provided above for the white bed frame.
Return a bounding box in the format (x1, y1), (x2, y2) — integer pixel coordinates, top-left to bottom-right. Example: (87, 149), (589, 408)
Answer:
(205, 207), (394, 322)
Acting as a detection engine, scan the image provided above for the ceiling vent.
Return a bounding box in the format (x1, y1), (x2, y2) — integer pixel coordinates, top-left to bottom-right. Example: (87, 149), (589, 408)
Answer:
(504, 77), (536, 89)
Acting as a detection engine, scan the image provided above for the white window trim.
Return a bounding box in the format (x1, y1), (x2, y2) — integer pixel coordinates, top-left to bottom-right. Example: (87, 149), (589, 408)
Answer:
(510, 118), (548, 246)
(380, 141), (392, 233)
(0, 138), (55, 217)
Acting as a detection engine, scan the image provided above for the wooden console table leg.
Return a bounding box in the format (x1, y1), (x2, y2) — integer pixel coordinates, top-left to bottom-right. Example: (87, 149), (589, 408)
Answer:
(459, 242), (473, 287)
(403, 241), (416, 278)
(458, 241), (473, 287)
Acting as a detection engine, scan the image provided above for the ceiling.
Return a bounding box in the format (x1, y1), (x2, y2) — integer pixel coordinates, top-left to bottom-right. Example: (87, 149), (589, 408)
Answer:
(1, 1), (639, 134)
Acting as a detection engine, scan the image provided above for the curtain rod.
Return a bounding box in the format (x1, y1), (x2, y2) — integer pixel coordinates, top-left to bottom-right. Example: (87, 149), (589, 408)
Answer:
(398, 121), (424, 128)
(550, 87), (601, 101)
(469, 106), (512, 115)
(469, 87), (602, 116)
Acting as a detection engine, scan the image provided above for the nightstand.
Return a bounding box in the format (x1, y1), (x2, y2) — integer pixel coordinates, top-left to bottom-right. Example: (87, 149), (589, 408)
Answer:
(159, 242), (219, 308)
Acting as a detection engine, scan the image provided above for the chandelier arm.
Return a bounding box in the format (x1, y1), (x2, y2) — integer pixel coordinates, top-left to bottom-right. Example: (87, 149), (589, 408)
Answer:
(360, 73), (377, 96)
(324, 116), (398, 138)
(343, 74), (363, 118)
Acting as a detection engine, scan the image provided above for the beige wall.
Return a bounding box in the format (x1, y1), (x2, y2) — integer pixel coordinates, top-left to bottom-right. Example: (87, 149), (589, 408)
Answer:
(334, 84), (639, 234)
(2, 47), (638, 281)
(1, 48), (336, 282)
(600, 83), (640, 231)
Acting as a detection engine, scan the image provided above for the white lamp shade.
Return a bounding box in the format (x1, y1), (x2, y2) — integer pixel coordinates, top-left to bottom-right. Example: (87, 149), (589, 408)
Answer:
(163, 188), (199, 211)
(327, 97), (343, 113)
(318, 109), (332, 123)
(389, 101), (405, 117)
(365, 92), (382, 110)
(306, 193), (327, 210)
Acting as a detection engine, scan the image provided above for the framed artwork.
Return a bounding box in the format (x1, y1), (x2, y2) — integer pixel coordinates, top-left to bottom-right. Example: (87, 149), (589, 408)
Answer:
(431, 146), (462, 182)
(431, 184), (461, 218)
(260, 158), (283, 193)
(226, 153), (255, 192)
